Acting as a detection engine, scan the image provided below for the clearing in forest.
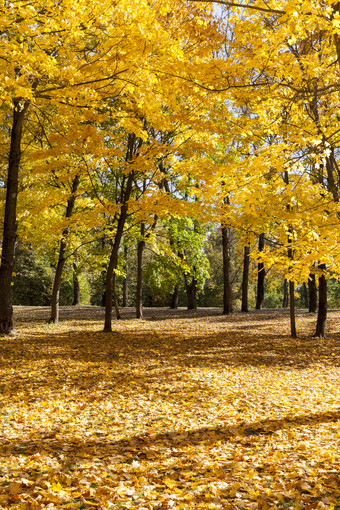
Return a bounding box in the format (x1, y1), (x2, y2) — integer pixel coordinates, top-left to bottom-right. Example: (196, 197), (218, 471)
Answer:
(0, 306), (339, 509)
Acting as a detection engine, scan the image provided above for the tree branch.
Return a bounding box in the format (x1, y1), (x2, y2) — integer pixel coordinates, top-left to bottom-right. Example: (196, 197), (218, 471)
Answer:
(190, 0), (285, 15)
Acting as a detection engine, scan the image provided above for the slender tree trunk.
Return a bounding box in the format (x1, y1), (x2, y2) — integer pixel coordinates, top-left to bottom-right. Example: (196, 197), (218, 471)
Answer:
(49, 175), (80, 324)
(284, 172), (297, 337)
(241, 244), (250, 312)
(222, 225), (233, 314)
(315, 264), (327, 338)
(113, 272), (121, 320)
(256, 233), (265, 310)
(104, 150), (135, 332)
(136, 223), (145, 319)
(288, 241), (297, 338)
(302, 282), (308, 308)
(170, 284), (179, 309)
(72, 261), (80, 306)
(282, 279), (289, 308)
(122, 246), (128, 307)
(308, 273), (318, 313)
(289, 280), (297, 338)
(49, 251), (66, 324)
(104, 203), (132, 331)
(101, 271), (106, 307)
(122, 278), (128, 308)
(186, 276), (197, 310)
(0, 100), (30, 334)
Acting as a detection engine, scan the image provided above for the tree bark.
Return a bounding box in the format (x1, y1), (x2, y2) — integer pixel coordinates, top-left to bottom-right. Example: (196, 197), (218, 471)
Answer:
(49, 174), (80, 324)
(170, 284), (179, 309)
(122, 245), (128, 307)
(113, 272), (121, 320)
(315, 265), (327, 338)
(282, 279), (289, 308)
(241, 244), (250, 312)
(72, 261), (80, 306)
(222, 225), (233, 314)
(256, 233), (265, 310)
(104, 195), (132, 331)
(104, 136), (136, 332)
(302, 282), (308, 308)
(0, 100), (30, 334)
(185, 276), (197, 310)
(104, 133), (143, 331)
(101, 271), (106, 307)
(289, 280), (297, 338)
(284, 172), (297, 337)
(136, 223), (145, 319)
(308, 273), (317, 313)
(49, 252), (65, 324)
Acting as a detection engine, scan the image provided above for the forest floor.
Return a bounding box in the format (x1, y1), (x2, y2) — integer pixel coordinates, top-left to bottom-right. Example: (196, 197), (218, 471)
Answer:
(0, 306), (340, 509)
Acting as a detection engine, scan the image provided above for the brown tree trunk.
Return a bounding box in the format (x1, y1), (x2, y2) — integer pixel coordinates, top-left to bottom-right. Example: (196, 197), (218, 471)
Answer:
(49, 175), (80, 324)
(315, 265), (327, 338)
(282, 279), (289, 308)
(136, 223), (145, 319)
(104, 133), (142, 331)
(113, 272), (121, 320)
(256, 233), (265, 310)
(302, 282), (308, 308)
(222, 225), (233, 314)
(241, 244), (250, 312)
(122, 246), (128, 307)
(308, 273), (317, 313)
(49, 251), (66, 324)
(0, 100), (30, 334)
(284, 172), (297, 337)
(186, 276), (197, 310)
(170, 284), (179, 309)
(104, 195), (132, 331)
(72, 261), (80, 306)
(289, 279), (297, 338)
(101, 271), (106, 307)
(104, 136), (136, 332)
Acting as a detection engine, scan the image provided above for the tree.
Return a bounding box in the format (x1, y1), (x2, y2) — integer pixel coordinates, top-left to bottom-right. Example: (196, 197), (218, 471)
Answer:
(241, 244), (250, 312)
(0, 99), (30, 332)
(255, 234), (265, 310)
(49, 175), (80, 324)
(0, 0), (149, 332)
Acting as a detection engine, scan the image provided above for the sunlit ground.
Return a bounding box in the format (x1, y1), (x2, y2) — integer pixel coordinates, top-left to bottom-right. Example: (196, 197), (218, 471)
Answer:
(0, 306), (339, 509)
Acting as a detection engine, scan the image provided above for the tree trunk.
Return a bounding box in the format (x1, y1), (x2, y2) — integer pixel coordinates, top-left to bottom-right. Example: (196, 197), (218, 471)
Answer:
(241, 244), (250, 312)
(101, 270), (106, 307)
(104, 170), (135, 331)
(0, 100), (30, 334)
(104, 133), (141, 331)
(136, 223), (145, 319)
(186, 276), (197, 310)
(284, 172), (297, 337)
(256, 233), (265, 310)
(72, 261), (80, 306)
(222, 225), (233, 314)
(104, 201), (132, 331)
(289, 280), (297, 338)
(308, 273), (317, 313)
(170, 284), (179, 309)
(315, 265), (327, 338)
(113, 272), (121, 320)
(122, 246), (128, 307)
(302, 282), (308, 308)
(282, 279), (289, 308)
(49, 251), (66, 324)
(49, 174), (80, 324)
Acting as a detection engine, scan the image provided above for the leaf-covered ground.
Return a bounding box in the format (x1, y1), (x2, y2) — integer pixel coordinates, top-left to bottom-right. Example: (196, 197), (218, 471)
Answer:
(0, 306), (340, 509)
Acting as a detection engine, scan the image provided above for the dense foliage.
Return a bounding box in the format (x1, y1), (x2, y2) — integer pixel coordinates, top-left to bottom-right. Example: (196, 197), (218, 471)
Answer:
(1, 0), (340, 335)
